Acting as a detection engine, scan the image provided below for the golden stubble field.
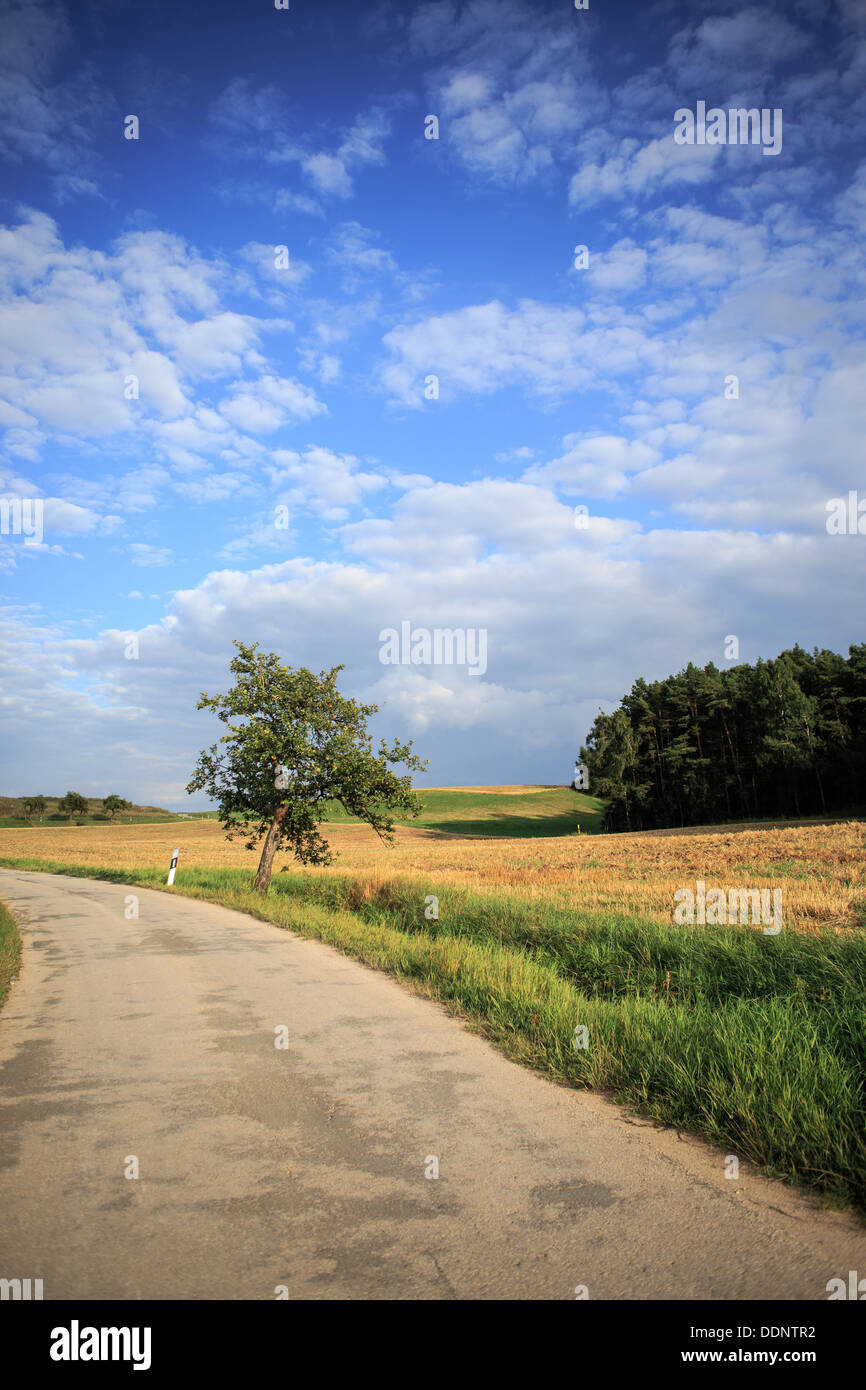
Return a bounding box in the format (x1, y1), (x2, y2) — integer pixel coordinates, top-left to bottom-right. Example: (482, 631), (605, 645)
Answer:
(2, 816), (864, 933)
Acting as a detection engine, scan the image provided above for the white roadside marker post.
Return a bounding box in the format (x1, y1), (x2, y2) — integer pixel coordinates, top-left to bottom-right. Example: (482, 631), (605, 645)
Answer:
(167, 848), (179, 885)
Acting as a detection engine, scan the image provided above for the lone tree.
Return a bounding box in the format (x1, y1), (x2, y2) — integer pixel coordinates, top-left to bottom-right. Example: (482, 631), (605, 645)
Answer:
(103, 795), (131, 822)
(21, 795), (46, 824)
(58, 790), (88, 824)
(187, 641), (427, 894)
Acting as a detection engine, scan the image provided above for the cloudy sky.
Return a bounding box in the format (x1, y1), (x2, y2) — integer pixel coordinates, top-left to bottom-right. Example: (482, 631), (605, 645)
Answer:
(1, 0), (864, 806)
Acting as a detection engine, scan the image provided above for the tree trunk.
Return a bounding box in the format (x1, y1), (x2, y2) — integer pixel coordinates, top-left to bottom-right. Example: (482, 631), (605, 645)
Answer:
(254, 804), (288, 894)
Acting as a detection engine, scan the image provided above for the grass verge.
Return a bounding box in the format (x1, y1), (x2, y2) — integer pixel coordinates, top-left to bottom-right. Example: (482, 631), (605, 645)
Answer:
(2, 853), (864, 1214)
(0, 898), (22, 1010)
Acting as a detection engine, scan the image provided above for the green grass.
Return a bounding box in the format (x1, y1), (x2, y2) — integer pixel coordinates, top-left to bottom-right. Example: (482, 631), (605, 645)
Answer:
(0, 787), (602, 835)
(2, 851), (864, 1215)
(736, 860), (820, 881)
(324, 785), (605, 837)
(0, 899), (22, 1010)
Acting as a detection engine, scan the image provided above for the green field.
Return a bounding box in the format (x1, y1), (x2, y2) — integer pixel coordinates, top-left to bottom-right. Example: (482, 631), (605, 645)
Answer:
(0, 786), (603, 837)
(324, 785), (604, 837)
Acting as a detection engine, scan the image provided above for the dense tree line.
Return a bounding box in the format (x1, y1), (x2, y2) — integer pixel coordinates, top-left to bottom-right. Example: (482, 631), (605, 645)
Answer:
(580, 644), (866, 832)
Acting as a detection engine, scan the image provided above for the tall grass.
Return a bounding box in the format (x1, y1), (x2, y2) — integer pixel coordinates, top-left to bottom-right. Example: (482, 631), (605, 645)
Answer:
(0, 898), (21, 1010)
(2, 853), (864, 1212)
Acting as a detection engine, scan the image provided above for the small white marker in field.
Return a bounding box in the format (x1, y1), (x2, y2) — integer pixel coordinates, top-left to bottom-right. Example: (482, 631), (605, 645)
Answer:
(167, 848), (179, 885)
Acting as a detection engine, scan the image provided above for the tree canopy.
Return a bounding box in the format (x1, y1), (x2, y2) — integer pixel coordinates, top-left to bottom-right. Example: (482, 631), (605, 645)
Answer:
(187, 641), (427, 892)
(581, 644), (866, 832)
(57, 790), (88, 824)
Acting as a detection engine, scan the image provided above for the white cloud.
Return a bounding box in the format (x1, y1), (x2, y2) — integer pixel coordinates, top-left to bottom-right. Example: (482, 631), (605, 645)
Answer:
(303, 153), (353, 198)
(381, 299), (660, 405)
(41, 498), (100, 534)
(266, 446), (387, 518)
(668, 8), (810, 84)
(585, 241), (648, 294)
(0, 211), (332, 511)
(4, 482), (863, 799)
(0, 0), (106, 197)
(211, 79), (389, 201)
(298, 111), (390, 198)
(238, 241), (313, 296)
(569, 136), (723, 208)
(218, 376), (327, 433)
(407, 0), (600, 184)
(525, 437), (661, 499)
(129, 543), (173, 567)
(325, 221), (397, 280)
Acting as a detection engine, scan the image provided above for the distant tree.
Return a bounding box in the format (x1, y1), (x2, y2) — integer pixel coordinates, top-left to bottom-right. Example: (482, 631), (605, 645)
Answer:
(58, 790), (88, 825)
(187, 640), (427, 894)
(102, 795), (131, 822)
(21, 798), (36, 824)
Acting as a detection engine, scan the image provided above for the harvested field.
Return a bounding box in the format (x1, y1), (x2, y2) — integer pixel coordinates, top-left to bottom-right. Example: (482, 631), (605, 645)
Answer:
(2, 815), (863, 934)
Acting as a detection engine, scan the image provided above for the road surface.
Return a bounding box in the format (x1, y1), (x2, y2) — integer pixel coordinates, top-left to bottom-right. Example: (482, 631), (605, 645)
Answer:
(1, 868), (864, 1300)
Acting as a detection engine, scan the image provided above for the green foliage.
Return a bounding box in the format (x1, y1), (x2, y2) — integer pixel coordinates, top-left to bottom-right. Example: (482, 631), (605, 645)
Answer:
(582, 643), (866, 831)
(57, 790), (88, 824)
(187, 641), (427, 888)
(21, 795), (46, 824)
(102, 795), (131, 821)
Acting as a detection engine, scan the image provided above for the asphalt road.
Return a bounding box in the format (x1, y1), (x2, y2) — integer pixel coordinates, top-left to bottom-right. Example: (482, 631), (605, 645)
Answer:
(1, 868), (864, 1300)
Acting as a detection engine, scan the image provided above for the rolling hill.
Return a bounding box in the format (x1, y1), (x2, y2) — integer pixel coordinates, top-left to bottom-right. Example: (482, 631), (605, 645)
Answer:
(0, 786), (603, 837)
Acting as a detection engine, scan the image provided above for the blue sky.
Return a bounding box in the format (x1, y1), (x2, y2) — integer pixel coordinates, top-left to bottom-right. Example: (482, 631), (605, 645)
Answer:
(1, 0), (864, 805)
